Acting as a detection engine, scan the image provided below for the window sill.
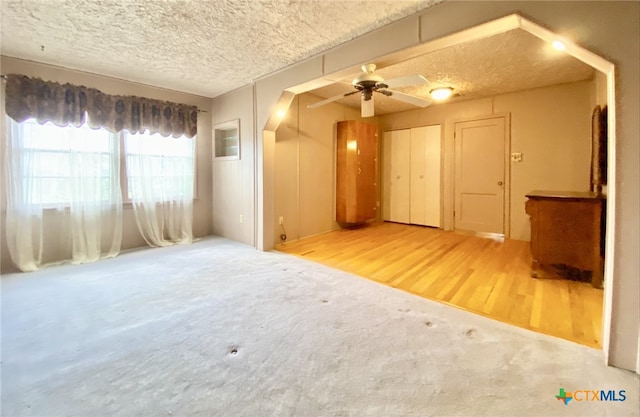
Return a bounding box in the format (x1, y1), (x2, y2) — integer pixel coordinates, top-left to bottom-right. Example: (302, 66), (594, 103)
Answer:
(1, 198), (201, 215)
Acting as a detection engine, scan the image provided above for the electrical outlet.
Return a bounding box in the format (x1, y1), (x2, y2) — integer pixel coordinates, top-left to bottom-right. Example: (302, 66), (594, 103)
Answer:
(279, 216), (284, 225)
(239, 214), (244, 224)
(511, 152), (523, 163)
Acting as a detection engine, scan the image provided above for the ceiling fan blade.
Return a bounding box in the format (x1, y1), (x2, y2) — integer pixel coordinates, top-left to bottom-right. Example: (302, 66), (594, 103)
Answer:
(385, 89), (432, 108)
(361, 95), (374, 118)
(307, 90), (358, 109)
(382, 74), (428, 89)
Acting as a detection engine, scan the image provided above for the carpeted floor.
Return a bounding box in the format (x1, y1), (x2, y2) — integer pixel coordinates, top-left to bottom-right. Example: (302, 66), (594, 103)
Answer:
(2, 236), (638, 417)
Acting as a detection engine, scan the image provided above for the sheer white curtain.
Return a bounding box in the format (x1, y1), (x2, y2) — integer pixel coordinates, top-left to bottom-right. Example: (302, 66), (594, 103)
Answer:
(4, 117), (122, 272)
(124, 131), (195, 247)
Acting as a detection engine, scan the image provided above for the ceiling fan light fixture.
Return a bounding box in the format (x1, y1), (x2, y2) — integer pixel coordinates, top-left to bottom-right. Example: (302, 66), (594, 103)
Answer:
(308, 64), (433, 115)
(430, 87), (453, 101)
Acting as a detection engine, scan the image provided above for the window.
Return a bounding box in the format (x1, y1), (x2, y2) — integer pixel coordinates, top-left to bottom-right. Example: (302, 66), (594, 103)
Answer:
(124, 131), (195, 202)
(13, 119), (118, 206)
(8, 118), (196, 207)
(4, 74), (200, 270)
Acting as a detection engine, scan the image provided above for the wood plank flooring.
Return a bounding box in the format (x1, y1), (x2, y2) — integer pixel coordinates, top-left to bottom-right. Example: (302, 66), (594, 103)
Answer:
(276, 222), (603, 348)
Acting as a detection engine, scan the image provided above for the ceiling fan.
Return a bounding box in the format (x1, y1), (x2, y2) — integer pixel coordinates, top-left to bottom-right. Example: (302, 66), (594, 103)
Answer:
(307, 63), (432, 117)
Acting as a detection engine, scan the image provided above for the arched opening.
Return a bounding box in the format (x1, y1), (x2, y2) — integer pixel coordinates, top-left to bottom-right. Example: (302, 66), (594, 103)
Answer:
(262, 14), (617, 352)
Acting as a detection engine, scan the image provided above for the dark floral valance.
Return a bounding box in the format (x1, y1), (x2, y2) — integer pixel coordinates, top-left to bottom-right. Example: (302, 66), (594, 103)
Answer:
(5, 74), (197, 138)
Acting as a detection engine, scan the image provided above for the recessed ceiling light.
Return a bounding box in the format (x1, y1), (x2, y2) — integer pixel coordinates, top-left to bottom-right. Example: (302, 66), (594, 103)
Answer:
(430, 87), (453, 101)
(552, 40), (566, 51)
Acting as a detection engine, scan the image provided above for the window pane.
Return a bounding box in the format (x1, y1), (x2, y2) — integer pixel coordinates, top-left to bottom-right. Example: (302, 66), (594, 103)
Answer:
(32, 152), (71, 177)
(124, 130), (195, 202)
(16, 119), (118, 206)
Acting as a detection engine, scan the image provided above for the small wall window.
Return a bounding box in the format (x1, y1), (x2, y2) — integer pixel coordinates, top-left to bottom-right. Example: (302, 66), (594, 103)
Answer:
(214, 119), (240, 160)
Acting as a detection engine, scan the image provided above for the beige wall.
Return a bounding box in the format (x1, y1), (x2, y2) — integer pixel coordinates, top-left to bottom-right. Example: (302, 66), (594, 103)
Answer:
(0, 56), (213, 273)
(275, 80), (592, 245)
(379, 80), (593, 241)
(211, 2), (638, 372)
(211, 85), (255, 246)
(498, 82), (592, 239)
(274, 93), (370, 243)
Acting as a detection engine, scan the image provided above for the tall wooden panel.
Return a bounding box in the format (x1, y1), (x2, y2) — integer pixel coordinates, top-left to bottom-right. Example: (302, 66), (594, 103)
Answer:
(336, 120), (379, 227)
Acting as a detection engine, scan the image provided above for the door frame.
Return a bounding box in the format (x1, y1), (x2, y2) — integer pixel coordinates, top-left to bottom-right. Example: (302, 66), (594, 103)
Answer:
(447, 113), (511, 238)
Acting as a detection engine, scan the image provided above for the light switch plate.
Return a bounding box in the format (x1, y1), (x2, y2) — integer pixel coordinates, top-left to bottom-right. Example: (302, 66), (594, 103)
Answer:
(511, 152), (523, 163)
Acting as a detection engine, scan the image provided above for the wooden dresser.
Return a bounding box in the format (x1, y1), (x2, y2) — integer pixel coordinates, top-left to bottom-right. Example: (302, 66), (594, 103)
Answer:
(525, 190), (605, 288)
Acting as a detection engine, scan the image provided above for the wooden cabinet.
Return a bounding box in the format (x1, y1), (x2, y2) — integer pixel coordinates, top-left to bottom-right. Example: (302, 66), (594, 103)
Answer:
(382, 125), (441, 227)
(525, 190), (604, 288)
(336, 120), (378, 227)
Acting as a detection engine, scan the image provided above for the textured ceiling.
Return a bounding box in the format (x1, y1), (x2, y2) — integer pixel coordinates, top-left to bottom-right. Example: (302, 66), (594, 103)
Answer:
(309, 29), (596, 114)
(1, 0), (441, 98)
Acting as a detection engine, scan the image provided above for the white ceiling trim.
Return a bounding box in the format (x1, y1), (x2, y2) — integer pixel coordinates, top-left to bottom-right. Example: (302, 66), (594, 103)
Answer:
(292, 14), (601, 116)
(519, 18), (614, 74)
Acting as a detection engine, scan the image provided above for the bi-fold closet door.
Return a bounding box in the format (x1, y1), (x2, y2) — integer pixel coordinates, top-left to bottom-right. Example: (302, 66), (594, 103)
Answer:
(382, 125), (441, 227)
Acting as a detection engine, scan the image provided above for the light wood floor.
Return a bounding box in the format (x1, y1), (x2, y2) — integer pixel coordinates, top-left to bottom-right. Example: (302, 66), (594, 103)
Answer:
(276, 222), (603, 348)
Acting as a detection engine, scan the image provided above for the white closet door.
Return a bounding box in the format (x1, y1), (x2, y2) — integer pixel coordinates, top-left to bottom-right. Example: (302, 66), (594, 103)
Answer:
(383, 130), (411, 223)
(410, 125), (441, 227)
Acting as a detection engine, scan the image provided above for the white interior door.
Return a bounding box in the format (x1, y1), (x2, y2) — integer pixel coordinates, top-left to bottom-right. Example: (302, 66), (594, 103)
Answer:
(410, 125), (441, 227)
(454, 117), (506, 234)
(383, 130), (410, 223)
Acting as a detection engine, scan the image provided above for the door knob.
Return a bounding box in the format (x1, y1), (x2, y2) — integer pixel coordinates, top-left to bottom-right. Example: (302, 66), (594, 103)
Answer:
(497, 181), (504, 186)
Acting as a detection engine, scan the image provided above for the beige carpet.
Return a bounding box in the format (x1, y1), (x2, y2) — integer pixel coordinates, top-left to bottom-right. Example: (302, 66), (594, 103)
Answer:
(2, 236), (638, 417)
